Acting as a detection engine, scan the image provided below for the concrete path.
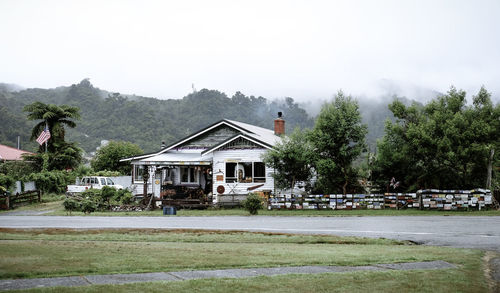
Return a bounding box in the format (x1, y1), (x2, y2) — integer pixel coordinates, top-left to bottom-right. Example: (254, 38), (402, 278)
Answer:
(0, 261), (456, 291)
(1, 215), (499, 251)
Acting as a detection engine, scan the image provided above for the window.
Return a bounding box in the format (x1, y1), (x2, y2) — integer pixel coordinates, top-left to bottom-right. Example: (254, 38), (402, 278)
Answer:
(225, 162), (266, 183)
(225, 163), (237, 183)
(106, 178), (115, 185)
(240, 162), (252, 183)
(134, 165), (144, 181)
(90, 177), (98, 184)
(253, 162), (266, 183)
(100, 178), (106, 185)
(180, 167), (198, 183)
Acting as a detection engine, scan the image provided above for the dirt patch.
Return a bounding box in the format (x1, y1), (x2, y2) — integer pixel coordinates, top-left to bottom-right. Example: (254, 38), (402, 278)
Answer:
(483, 251), (500, 293)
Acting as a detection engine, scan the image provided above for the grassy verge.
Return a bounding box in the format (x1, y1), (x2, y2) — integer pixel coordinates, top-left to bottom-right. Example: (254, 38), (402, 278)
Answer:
(43, 204), (500, 217)
(0, 229), (490, 293)
(0, 194), (64, 213)
(18, 268), (487, 293)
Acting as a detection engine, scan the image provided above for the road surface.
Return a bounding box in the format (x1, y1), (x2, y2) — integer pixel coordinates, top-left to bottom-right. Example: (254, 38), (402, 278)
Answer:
(0, 215), (499, 251)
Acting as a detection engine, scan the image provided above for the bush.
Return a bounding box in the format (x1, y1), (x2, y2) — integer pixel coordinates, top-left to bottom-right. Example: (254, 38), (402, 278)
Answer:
(94, 170), (121, 177)
(114, 189), (135, 204)
(81, 189), (107, 211)
(242, 193), (263, 215)
(63, 198), (80, 215)
(100, 186), (116, 205)
(25, 171), (72, 194)
(0, 173), (15, 192)
(80, 198), (97, 214)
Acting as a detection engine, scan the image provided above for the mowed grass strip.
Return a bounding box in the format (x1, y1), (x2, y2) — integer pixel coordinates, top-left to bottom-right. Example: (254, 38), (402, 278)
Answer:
(0, 229), (481, 281)
(0, 228), (405, 244)
(11, 263), (488, 293)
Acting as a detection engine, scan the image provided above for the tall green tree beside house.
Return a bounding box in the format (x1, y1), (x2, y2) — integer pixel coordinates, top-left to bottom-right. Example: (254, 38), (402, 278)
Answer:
(263, 128), (314, 191)
(372, 86), (500, 191)
(91, 141), (143, 175)
(309, 91), (368, 194)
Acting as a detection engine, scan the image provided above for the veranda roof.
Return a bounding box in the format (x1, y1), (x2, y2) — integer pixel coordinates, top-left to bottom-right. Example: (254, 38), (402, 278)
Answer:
(135, 151), (213, 166)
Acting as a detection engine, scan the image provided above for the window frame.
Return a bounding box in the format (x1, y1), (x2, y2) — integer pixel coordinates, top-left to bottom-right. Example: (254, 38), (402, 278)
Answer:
(134, 165), (144, 182)
(225, 161), (266, 183)
(180, 166), (199, 184)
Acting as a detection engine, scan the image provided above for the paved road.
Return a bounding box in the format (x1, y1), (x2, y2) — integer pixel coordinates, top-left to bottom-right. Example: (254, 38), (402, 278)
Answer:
(0, 215), (499, 251)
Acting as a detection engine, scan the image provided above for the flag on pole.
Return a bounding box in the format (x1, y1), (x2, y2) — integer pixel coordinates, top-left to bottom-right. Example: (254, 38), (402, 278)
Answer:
(36, 126), (51, 145)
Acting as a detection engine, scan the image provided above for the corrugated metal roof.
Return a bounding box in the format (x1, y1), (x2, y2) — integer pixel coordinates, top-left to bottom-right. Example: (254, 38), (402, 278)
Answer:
(224, 119), (281, 147)
(0, 144), (35, 161)
(136, 151), (213, 165)
(123, 119), (283, 163)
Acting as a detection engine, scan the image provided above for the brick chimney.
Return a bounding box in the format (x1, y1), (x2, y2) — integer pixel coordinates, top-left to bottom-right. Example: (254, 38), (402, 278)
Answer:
(274, 112), (285, 136)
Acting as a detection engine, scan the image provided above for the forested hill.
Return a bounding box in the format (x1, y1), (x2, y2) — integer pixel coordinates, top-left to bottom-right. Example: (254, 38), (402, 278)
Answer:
(0, 80), (317, 153)
(1, 79), (409, 155)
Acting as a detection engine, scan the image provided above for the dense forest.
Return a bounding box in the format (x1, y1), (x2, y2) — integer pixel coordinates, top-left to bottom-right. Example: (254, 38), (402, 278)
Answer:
(0, 79), (403, 155)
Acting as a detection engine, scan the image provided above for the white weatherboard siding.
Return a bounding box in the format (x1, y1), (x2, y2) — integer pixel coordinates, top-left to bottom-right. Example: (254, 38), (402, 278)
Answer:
(212, 149), (274, 195)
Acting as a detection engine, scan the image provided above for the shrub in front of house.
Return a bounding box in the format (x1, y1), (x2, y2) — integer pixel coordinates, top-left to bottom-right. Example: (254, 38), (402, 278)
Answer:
(80, 198), (97, 214)
(114, 189), (135, 205)
(242, 193), (263, 215)
(63, 197), (80, 215)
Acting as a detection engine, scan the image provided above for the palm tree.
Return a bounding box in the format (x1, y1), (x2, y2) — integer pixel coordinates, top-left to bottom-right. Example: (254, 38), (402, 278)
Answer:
(23, 102), (80, 151)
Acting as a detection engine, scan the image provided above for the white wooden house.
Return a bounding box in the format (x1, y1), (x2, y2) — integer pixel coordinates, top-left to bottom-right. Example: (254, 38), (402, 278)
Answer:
(121, 115), (285, 204)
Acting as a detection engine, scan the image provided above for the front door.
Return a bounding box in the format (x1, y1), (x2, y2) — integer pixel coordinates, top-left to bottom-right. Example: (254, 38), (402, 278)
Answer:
(153, 171), (162, 198)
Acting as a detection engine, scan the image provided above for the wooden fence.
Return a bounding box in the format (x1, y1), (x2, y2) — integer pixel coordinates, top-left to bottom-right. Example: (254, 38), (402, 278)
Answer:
(0, 190), (41, 210)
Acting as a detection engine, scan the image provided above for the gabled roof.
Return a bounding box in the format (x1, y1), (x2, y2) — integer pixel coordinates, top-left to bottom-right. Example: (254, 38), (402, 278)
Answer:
(201, 133), (273, 156)
(121, 119), (281, 162)
(0, 144), (35, 161)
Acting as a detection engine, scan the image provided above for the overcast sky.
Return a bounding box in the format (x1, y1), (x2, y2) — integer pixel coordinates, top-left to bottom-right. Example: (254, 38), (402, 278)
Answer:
(1, 0), (499, 102)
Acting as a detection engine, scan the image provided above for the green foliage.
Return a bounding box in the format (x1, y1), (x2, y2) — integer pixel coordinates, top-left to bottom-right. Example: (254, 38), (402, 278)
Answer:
(63, 198), (80, 215)
(94, 170), (121, 177)
(114, 189), (135, 204)
(100, 186), (116, 205)
(25, 170), (71, 194)
(80, 198), (97, 214)
(79, 187), (134, 210)
(373, 86), (500, 191)
(81, 189), (107, 211)
(309, 91), (368, 194)
(23, 101), (80, 151)
(1, 81), (315, 154)
(263, 128), (314, 190)
(0, 173), (15, 192)
(0, 161), (36, 181)
(73, 165), (94, 177)
(91, 141), (143, 175)
(20, 101), (82, 171)
(242, 193), (263, 215)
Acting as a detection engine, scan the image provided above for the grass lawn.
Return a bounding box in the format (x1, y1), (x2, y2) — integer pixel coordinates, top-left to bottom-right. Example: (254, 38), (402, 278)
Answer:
(0, 229), (493, 292)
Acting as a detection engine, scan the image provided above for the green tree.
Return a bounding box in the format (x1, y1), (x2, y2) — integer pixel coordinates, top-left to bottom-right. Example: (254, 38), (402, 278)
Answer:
(263, 128), (314, 191)
(23, 102), (80, 152)
(373, 86), (500, 191)
(309, 91), (367, 194)
(91, 141), (143, 175)
(23, 101), (82, 171)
